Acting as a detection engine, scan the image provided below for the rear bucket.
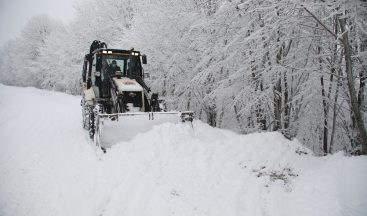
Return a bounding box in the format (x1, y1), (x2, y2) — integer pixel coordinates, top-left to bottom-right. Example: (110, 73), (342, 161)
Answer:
(95, 112), (193, 149)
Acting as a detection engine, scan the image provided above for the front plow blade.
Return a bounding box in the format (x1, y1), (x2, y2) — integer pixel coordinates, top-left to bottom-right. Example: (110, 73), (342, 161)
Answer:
(95, 112), (193, 149)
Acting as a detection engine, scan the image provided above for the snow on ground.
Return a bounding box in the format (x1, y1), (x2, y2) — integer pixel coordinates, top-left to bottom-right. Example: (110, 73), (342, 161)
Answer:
(0, 84), (366, 216)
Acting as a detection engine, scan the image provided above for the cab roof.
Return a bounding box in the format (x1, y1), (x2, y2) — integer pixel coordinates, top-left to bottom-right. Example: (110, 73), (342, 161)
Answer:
(92, 48), (141, 55)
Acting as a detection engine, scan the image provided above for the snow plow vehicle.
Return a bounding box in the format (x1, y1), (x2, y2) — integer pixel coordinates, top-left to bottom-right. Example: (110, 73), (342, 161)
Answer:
(81, 40), (193, 150)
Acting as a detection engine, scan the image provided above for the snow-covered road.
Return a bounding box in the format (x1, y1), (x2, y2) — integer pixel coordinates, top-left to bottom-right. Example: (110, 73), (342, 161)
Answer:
(0, 84), (366, 216)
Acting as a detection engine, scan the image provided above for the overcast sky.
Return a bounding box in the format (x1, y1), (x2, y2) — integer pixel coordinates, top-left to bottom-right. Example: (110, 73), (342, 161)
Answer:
(0, 0), (82, 46)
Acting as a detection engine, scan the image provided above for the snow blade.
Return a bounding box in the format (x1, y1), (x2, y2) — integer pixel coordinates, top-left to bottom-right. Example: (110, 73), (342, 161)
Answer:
(95, 111), (193, 149)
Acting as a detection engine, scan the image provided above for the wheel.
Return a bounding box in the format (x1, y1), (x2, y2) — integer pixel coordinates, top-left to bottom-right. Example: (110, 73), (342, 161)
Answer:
(89, 108), (95, 139)
(82, 96), (95, 139)
(81, 98), (86, 129)
(82, 97), (91, 130)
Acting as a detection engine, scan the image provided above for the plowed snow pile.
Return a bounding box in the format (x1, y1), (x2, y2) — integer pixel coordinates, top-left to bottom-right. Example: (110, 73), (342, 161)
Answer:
(0, 84), (366, 216)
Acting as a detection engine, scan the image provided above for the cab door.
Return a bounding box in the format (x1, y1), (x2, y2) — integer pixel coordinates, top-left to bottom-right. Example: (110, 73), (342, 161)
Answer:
(98, 54), (111, 98)
(91, 54), (101, 98)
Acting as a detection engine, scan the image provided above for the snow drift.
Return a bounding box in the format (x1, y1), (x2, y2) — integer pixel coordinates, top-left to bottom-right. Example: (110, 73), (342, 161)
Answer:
(0, 84), (366, 216)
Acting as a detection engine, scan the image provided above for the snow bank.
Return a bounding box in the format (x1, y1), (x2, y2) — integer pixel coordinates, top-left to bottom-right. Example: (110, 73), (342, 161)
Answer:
(0, 84), (366, 216)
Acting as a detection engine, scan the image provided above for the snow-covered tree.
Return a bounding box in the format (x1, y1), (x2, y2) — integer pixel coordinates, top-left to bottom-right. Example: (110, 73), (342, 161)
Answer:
(0, 0), (366, 154)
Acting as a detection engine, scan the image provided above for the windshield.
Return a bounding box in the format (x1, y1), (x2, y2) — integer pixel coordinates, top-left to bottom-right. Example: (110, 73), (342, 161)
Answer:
(101, 54), (126, 78)
(99, 53), (143, 82)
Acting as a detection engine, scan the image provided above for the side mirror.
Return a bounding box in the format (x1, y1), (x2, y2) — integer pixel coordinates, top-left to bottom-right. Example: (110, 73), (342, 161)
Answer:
(142, 55), (147, 64)
(144, 72), (150, 79)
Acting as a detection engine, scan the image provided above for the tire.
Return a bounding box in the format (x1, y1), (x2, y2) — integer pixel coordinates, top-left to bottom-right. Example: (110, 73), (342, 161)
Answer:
(82, 97), (90, 130)
(81, 98), (87, 129)
(82, 96), (95, 139)
(89, 109), (95, 139)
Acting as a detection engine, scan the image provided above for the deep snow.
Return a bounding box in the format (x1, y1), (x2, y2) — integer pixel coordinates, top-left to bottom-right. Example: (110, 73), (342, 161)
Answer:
(0, 84), (366, 216)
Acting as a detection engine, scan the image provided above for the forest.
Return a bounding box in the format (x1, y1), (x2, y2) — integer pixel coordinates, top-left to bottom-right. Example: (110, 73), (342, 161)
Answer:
(0, 0), (366, 155)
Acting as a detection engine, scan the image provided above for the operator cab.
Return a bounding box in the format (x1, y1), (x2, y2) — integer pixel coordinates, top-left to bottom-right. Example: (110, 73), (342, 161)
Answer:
(82, 48), (147, 99)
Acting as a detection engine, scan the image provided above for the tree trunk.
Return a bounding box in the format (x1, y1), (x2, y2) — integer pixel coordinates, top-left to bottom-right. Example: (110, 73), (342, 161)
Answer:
(274, 41), (284, 131)
(330, 68), (342, 153)
(320, 75), (328, 154)
(234, 105), (243, 132)
(339, 18), (367, 154)
(233, 97), (244, 133)
(283, 72), (289, 130)
(358, 37), (367, 108)
(302, 6), (367, 153)
(358, 70), (365, 108)
(329, 15), (339, 153)
(273, 79), (282, 131)
(252, 58), (267, 130)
